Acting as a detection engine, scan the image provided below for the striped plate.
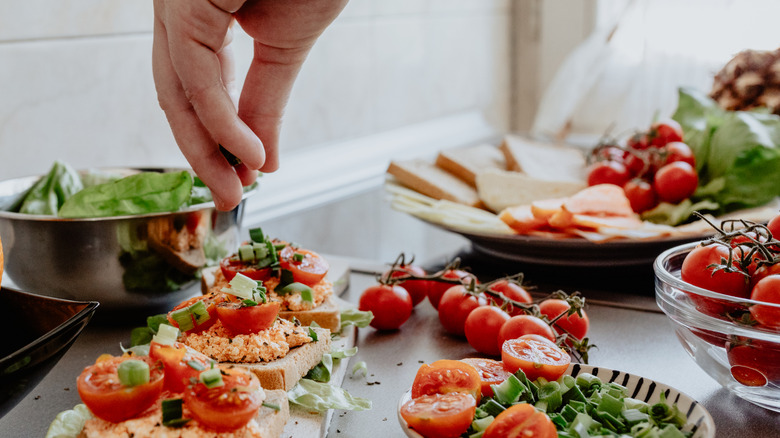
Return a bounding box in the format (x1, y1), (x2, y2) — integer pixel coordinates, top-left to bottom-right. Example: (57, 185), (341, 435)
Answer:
(398, 363), (716, 438)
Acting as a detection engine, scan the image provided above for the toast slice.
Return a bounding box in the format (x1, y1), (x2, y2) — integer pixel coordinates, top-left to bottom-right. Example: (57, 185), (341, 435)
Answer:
(235, 327), (332, 391)
(435, 143), (506, 187)
(499, 134), (586, 182)
(387, 159), (482, 207)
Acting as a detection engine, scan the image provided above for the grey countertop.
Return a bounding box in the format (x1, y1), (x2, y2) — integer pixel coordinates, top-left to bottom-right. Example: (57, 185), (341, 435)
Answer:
(2, 256), (778, 437)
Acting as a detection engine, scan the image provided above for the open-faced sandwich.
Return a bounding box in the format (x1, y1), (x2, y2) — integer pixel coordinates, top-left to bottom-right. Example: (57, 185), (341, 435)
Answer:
(202, 227), (341, 332)
(71, 324), (290, 438)
(165, 268), (332, 391)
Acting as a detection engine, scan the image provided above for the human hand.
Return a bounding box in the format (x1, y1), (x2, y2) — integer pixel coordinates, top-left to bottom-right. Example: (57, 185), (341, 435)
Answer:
(153, 0), (347, 210)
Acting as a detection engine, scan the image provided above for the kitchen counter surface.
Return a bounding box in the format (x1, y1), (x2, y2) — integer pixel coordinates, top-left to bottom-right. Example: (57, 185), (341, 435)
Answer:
(2, 250), (778, 437)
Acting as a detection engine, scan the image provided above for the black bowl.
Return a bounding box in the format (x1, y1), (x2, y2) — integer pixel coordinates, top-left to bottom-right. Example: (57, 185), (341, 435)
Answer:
(0, 286), (98, 419)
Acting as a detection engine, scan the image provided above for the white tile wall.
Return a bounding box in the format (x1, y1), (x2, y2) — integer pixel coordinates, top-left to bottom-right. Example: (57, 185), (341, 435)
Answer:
(0, 0), (512, 262)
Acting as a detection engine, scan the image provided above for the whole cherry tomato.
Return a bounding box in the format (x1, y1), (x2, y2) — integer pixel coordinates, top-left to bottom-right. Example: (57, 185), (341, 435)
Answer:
(464, 306), (510, 356)
(383, 264), (428, 307)
(653, 161), (698, 204)
(486, 279), (532, 316)
(538, 299), (589, 342)
(681, 243), (750, 315)
(437, 285), (487, 337)
(750, 275), (780, 328)
(768, 214), (780, 240)
(627, 132), (650, 150)
(664, 141), (695, 166)
(587, 160), (631, 187)
(427, 269), (477, 309)
(649, 118), (684, 147)
(359, 284), (413, 330)
(498, 314), (556, 348)
(623, 179), (658, 213)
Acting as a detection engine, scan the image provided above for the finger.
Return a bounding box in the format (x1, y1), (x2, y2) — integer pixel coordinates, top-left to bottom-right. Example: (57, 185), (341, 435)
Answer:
(166, 0), (265, 170)
(218, 24), (239, 108)
(153, 6), (244, 211)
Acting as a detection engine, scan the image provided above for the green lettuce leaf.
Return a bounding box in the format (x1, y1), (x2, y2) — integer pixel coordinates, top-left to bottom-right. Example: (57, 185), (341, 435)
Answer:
(338, 307), (374, 334)
(641, 199), (720, 226)
(58, 170), (193, 218)
(287, 378), (372, 412)
(17, 161), (83, 215)
(45, 404), (93, 438)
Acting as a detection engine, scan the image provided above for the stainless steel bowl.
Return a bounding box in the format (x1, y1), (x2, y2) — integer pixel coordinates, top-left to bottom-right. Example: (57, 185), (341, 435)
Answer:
(0, 168), (255, 319)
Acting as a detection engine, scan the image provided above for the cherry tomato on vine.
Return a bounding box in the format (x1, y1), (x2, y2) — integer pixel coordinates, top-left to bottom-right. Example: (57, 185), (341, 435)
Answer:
(749, 275), (780, 328)
(498, 314), (556, 348)
(483, 402), (558, 438)
(751, 263), (780, 289)
(649, 118), (683, 147)
(768, 214), (780, 240)
(681, 243), (750, 315)
(427, 269), (477, 309)
(77, 355), (164, 423)
(464, 306), (510, 356)
(623, 179), (658, 213)
(359, 284), (413, 330)
(627, 132), (650, 150)
(411, 359), (482, 402)
(486, 280), (532, 316)
(460, 358), (513, 397)
(664, 141), (695, 166)
(437, 285), (487, 337)
(501, 335), (571, 382)
(400, 392), (476, 438)
(653, 161), (698, 204)
(587, 160), (631, 187)
(184, 365), (263, 431)
(383, 264), (428, 307)
(538, 299), (589, 342)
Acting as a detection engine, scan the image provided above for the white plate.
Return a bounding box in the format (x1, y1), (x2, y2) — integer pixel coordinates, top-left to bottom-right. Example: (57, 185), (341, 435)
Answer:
(397, 363), (716, 438)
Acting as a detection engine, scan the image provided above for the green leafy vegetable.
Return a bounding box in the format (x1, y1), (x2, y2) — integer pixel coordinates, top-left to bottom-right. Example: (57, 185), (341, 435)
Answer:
(59, 170), (193, 218)
(16, 161), (83, 215)
(671, 87), (780, 218)
(130, 313), (169, 347)
(287, 378), (372, 412)
(338, 307), (374, 334)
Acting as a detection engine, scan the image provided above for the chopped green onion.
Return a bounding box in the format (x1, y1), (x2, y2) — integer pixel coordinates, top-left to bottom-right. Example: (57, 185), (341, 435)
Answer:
(223, 272), (257, 299)
(189, 300), (210, 326)
(253, 243), (269, 260)
(481, 399), (506, 417)
(262, 401), (281, 411)
(491, 374), (524, 405)
(187, 360), (207, 371)
(238, 244), (255, 262)
(351, 361), (367, 377)
(161, 398), (191, 428)
(151, 323), (180, 346)
(273, 243), (287, 251)
(248, 227), (265, 243)
(471, 416), (494, 432)
(293, 252), (305, 262)
(242, 299), (259, 307)
(117, 360), (150, 387)
(308, 327), (319, 341)
(169, 308), (195, 332)
(279, 282), (314, 303)
(199, 368), (224, 388)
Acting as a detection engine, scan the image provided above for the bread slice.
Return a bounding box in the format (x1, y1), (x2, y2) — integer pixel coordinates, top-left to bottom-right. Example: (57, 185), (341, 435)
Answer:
(254, 389), (290, 438)
(279, 295), (340, 333)
(499, 134), (586, 182)
(476, 169), (585, 213)
(435, 143), (506, 187)
(235, 327), (332, 391)
(386, 159), (482, 207)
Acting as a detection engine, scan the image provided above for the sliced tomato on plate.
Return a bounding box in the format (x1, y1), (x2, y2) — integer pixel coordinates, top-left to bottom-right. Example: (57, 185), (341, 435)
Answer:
(501, 335), (571, 382)
(219, 256), (273, 282)
(460, 357), (513, 397)
(76, 355), (164, 423)
(215, 300), (281, 335)
(400, 392), (476, 438)
(149, 341), (215, 393)
(411, 359), (482, 403)
(483, 402), (558, 438)
(184, 365), (264, 432)
(279, 246), (329, 286)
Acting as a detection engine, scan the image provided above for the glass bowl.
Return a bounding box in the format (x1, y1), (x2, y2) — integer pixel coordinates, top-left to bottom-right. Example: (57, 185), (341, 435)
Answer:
(654, 242), (780, 412)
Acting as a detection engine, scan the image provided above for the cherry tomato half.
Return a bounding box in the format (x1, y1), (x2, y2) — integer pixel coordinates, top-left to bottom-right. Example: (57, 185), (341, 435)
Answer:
(279, 246), (329, 286)
(501, 335), (571, 382)
(167, 292), (230, 334)
(220, 256), (273, 282)
(464, 306), (510, 357)
(460, 358), (513, 398)
(216, 300), (281, 335)
(400, 392), (476, 438)
(359, 284), (413, 330)
(411, 359), (482, 403)
(149, 341), (215, 393)
(77, 355), (164, 423)
(184, 365), (263, 432)
(483, 402), (557, 438)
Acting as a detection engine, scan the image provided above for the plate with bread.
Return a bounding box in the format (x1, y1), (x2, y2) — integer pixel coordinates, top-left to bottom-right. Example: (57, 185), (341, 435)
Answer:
(385, 134), (779, 267)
